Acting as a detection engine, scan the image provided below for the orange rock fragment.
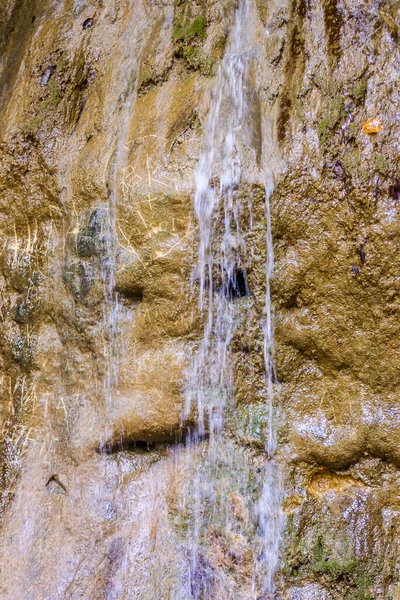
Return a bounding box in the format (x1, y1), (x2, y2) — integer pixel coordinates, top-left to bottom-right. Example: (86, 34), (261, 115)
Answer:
(362, 117), (383, 134)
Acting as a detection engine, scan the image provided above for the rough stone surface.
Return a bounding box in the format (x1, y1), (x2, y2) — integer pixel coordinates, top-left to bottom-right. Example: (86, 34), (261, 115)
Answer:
(0, 0), (399, 598)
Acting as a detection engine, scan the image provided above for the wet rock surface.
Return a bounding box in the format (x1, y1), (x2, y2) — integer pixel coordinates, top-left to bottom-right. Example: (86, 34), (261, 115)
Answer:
(0, 0), (398, 598)
(270, 0), (400, 597)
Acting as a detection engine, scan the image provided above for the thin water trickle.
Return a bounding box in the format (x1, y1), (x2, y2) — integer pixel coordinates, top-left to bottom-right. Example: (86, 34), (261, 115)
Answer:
(258, 182), (284, 597)
(186, 0), (283, 596)
(101, 0), (145, 429)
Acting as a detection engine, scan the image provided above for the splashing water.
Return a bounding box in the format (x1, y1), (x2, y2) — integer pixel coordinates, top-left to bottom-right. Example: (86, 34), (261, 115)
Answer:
(185, 0), (284, 596)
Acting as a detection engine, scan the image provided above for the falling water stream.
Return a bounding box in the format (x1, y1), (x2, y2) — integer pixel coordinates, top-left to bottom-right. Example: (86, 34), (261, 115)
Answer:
(259, 182), (283, 595)
(101, 0), (146, 440)
(185, 0), (283, 596)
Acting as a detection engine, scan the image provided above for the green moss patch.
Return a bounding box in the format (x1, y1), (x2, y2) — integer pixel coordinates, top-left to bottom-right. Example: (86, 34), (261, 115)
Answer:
(173, 15), (207, 41)
(317, 97), (345, 149)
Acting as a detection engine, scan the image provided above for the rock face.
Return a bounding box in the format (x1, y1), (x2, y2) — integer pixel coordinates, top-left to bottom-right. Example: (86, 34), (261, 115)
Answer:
(0, 0), (399, 598)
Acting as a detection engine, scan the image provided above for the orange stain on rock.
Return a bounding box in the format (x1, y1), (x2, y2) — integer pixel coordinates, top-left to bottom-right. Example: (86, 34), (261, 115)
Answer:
(362, 117), (383, 134)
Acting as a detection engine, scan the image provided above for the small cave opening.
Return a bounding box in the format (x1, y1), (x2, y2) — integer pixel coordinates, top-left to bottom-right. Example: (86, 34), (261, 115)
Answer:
(97, 439), (157, 455)
(134, 440), (156, 452)
(115, 287), (143, 305)
(224, 269), (251, 301)
(97, 429), (208, 456)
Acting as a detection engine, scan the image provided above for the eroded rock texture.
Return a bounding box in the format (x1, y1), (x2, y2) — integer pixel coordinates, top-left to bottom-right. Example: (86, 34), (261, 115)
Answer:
(0, 0), (398, 598)
(272, 2), (400, 598)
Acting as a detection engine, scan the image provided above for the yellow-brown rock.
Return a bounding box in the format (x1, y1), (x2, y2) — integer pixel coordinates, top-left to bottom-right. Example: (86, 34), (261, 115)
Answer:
(0, 0), (399, 598)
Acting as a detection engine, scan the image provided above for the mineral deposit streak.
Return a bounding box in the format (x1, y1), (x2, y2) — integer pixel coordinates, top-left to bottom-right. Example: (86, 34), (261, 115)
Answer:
(187, 0), (283, 596)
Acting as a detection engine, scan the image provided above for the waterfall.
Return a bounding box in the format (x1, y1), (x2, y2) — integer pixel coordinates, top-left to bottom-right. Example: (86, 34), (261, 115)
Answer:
(185, 0), (283, 596)
(185, 0), (250, 436)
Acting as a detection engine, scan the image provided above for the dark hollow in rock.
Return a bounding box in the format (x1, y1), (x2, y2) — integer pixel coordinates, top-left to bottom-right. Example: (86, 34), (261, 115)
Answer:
(134, 440), (155, 451)
(224, 269), (250, 301)
(98, 427), (207, 456)
(284, 291), (300, 309)
(115, 287), (143, 305)
(332, 161), (346, 180)
(389, 177), (400, 200)
(98, 439), (157, 455)
(360, 247), (366, 265)
(82, 18), (93, 30)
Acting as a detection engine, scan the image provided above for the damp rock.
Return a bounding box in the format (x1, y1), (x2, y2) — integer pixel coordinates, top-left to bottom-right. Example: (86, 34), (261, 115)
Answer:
(40, 65), (54, 86)
(77, 209), (105, 257)
(10, 334), (35, 369)
(14, 298), (35, 324)
(352, 266), (360, 275)
(77, 234), (96, 257)
(63, 260), (100, 306)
